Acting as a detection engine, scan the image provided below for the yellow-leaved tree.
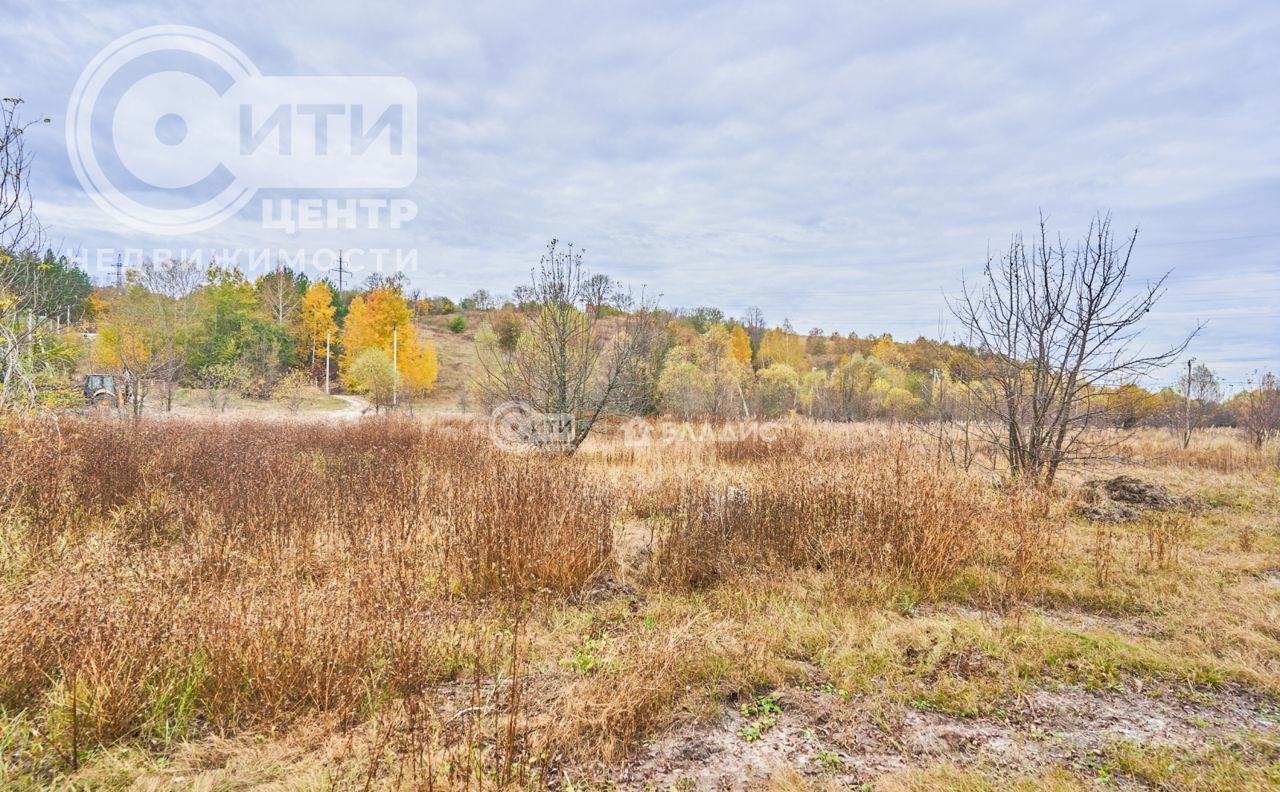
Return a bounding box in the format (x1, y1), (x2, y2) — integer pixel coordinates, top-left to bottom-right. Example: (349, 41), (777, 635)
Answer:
(94, 283), (172, 417)
(869, 335), (909, 369)
(757, 324), (806, 371)
(299, 281), (337, 368)
(1104, 383), (1160, 429)
(340, 286), (438, 396)
(729, 324), (752, 366)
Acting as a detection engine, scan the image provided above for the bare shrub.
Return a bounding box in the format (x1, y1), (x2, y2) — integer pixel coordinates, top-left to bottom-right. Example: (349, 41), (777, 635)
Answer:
(1238, 372), (1280, 450)
(473, 239), (662, 454)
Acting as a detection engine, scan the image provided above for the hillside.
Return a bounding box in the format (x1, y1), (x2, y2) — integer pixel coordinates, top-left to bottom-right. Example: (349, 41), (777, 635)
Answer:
(415, 313), (482, 410)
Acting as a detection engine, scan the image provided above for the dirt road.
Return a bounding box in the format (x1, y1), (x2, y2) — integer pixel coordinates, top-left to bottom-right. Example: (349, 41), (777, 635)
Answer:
(331, 394), (371, 418)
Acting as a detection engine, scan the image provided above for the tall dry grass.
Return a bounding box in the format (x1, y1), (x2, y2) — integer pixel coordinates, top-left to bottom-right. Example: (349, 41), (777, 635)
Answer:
(0, 416), (611, 766)
(0, 414), (1065, 781)
(1112, 427), (1278, 474)
(645, 436), (1054, 603)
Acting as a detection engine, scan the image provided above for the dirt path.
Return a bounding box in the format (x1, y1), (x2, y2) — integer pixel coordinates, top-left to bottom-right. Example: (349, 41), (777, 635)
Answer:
(331, 394), (372, 419)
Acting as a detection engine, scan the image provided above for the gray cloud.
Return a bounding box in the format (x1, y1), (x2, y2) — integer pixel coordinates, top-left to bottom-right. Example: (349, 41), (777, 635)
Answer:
(2, 0), (1276, 384)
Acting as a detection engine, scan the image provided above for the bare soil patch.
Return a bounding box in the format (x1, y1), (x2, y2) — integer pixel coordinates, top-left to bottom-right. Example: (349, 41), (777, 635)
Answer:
(614, 682), (1277, 789)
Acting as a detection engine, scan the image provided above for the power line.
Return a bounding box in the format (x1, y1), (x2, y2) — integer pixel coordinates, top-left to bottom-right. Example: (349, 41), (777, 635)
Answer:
(330, 249), (349, 292)
(1142, 231), (1280, 248)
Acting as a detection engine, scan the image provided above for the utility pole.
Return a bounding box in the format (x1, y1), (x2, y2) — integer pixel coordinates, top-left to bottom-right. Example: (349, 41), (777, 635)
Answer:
(113, 253), (124, 290)
(1183, 358), (1194, 449)
(930, 368), (941, 414)
(392, 326), (398, 407)
(330, 249), (348, 293)
(325, 330), (331, 395)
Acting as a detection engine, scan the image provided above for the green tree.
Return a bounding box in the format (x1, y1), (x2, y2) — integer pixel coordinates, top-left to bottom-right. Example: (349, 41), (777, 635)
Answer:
(187, 267), (294, 396)
(347, 348), (401, 413)
(751, 363), (800, 418)
(0, 250), (93, 321)
(657, 347), (710, 418)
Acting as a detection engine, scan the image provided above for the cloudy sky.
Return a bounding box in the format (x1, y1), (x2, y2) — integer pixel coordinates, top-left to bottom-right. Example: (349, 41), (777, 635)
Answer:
(2, 0), (1277, 385)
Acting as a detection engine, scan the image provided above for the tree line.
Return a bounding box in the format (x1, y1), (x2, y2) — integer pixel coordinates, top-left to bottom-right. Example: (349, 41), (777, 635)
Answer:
(3, 235), (1277, 468)
(88, 262), (440, 416)
(1, 98), (1276, 476)
(465, 230), (1278, 479)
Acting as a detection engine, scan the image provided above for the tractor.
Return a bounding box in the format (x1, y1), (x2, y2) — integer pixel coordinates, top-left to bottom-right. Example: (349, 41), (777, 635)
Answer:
(82, 374), (126, 408)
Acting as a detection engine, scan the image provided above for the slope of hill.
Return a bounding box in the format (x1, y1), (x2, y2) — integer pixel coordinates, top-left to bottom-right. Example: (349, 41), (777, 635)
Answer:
(415, 313), (481, 410)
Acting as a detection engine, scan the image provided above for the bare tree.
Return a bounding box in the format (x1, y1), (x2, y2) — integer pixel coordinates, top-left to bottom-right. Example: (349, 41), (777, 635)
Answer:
(462, 288), (497, 312)
(949, 212), (1198, 484)
(0, 310), (34, 406)
(583, 273), (619, 313)
(0, 98), (51, 407)
(475, 239), (661, 454)
(0, 98), (46, 259)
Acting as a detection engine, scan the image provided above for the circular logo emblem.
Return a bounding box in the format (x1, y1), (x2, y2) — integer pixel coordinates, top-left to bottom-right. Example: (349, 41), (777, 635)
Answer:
(66, 26), (260, 235)
(488, 401), (540, 452)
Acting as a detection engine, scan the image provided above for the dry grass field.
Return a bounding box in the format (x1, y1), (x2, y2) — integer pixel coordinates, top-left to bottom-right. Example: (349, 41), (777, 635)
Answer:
(0, 416), (1277, 790)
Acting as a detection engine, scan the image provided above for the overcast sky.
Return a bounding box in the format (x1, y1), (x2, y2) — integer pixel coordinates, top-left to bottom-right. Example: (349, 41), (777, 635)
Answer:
(2, 0), (1277, 386)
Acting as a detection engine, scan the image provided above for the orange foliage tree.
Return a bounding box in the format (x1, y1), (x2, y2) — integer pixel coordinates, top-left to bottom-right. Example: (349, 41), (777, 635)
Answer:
(339, 286), (438, 396)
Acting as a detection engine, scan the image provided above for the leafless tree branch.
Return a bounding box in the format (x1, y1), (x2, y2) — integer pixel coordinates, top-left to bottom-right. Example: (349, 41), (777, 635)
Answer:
(948, 211), (1202, 484)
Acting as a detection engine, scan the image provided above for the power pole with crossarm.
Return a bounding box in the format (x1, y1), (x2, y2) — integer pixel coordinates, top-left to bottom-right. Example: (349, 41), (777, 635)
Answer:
(330, 249), (349, 293)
